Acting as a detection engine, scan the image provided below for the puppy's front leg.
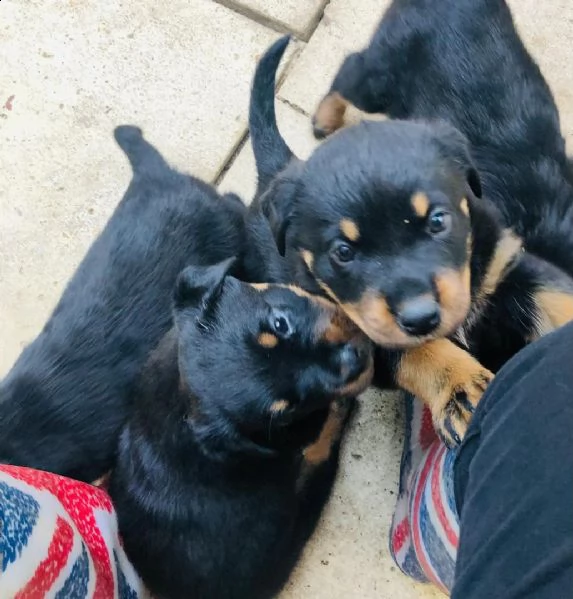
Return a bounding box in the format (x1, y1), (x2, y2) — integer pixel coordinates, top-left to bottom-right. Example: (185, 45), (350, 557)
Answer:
(391, 340), (493, 447)
(312, 51), (393, 139)
(297, 397), (354, 491)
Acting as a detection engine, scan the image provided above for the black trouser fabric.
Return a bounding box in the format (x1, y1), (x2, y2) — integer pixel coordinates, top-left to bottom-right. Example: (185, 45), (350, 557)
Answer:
(452, 322), (573, 598)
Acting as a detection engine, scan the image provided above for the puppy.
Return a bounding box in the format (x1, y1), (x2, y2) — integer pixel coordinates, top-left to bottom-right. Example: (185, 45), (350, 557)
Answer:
(247, 36), (573, 445)
(313, 1), (573, 367)
(0, 126), (246, 482)
(108, 259), (373, 599)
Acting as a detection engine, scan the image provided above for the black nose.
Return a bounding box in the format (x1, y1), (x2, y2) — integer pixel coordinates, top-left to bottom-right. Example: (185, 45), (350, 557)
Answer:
(397, 297), (441, 336)
(339, 344), (369, 380)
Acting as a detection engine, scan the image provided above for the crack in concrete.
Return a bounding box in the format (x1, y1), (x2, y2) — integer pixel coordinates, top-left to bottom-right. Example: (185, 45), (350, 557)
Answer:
(212, 0), (330, 42)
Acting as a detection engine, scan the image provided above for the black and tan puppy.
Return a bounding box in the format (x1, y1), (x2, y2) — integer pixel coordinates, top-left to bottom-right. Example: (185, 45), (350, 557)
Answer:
(247, 36), (573, 445)
(0, 126), (245, 482)
(108, 260), (373, 599)
(313, 1), (573, 369)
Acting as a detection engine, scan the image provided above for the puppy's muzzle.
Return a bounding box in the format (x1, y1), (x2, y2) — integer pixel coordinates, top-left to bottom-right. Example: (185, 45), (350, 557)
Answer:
(339, 342), (371, 382)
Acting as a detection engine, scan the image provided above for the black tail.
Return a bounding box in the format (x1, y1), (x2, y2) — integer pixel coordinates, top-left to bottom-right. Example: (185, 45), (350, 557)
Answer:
(249, 36), (295, 198)
(114, 125), (172, 179)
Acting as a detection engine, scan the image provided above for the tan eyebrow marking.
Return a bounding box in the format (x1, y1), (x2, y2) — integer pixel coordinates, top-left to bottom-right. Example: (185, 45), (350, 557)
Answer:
(411, 192), (430, 218)
(340, 218), (360, 242)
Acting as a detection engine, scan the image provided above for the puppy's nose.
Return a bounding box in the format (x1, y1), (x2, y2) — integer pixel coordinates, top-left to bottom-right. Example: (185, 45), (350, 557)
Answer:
(339, 343), (369, 380)
(397, 297), (441, 336)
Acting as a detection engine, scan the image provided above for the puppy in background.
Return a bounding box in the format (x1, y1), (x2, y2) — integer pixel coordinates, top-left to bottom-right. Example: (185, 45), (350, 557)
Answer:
(312, 0), (573, 372)
(0, 126), (245, 482)
(109, 260), (373, 599)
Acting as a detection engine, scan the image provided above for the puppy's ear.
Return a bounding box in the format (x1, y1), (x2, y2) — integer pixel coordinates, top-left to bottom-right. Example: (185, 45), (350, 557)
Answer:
(174, 257), (236, 312)
(465, 165), (482, 199)
(434, 121), (482, 199)
(258, 160), (303, 256)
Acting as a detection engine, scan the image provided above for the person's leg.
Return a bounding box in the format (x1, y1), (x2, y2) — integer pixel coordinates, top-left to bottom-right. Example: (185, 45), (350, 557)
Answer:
(452, 321), (573, 598)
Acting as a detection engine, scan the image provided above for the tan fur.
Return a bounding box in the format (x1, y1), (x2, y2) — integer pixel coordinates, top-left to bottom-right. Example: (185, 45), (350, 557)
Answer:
(301, 249), (314, 270)
(434, 265), (472, 334)
(411, 192), (430, 218)
(397, 339), (493, 443)
(303, 401), (347, 466)
(258, 333), (278, 348)
(313, 92), (349, 134)
(533, 290), (573, 337)
(460, 197), (469, 216)
(269, 399), (289, 413)
(340, 218), (360, 242)
(480, 230), (522, 297)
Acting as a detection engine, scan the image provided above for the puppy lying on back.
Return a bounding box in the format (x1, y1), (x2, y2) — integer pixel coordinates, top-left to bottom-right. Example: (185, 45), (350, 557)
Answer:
(0, 127), (245, 482)
(108, 260), (373, 599)
(312, 0), (573, 371)
(246, 36), (573, 446)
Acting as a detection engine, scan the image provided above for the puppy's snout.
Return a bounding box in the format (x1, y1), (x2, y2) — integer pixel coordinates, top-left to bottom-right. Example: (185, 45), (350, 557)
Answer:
(396, 296), (441, 336)
(339, 343), (370, 381)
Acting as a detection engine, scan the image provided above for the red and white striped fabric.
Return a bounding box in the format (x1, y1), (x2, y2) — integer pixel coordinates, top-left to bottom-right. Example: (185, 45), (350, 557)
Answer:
(390, 395), (460, 594)
(0, 465), (148, 599)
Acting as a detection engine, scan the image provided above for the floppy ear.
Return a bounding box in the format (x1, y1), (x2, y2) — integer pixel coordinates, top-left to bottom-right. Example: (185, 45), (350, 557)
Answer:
(465, 164), (482, 199)
(434, 121), (482, 199)
(174, 257), (236, 313)
(257, 160), (303, 256)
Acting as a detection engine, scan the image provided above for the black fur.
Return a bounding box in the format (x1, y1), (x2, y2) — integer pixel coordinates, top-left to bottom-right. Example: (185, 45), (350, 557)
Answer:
(109, 263), (373, 599)
(314, 0), (573, 371)
(0, 126), (245, 482)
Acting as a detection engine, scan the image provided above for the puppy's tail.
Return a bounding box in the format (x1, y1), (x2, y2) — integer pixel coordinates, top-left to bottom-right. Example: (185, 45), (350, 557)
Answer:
(114, 125), (172, 179)
(249, 36), (295, 198)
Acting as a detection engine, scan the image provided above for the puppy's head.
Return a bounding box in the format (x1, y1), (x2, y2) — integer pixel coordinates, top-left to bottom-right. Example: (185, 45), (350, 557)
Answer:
(262, 120), (479, 348)
(173, 259), (373, 449)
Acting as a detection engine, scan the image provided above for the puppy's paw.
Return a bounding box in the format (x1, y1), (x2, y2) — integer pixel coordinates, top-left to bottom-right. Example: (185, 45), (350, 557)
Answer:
(312, 92), (348, 139)
(396, 340), (493, 448)
(432, 366), (493, 447)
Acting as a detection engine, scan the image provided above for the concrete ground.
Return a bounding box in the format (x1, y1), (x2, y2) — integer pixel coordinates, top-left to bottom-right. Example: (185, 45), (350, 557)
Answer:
(1, 1), (572, 597)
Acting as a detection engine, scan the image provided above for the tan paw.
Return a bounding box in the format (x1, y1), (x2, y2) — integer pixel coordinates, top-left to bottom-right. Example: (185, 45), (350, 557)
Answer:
(431, 366), (493, 447)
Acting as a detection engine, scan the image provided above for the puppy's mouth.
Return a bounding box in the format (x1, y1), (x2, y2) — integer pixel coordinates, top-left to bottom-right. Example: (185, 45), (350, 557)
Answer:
(334, 351), (374, 397)
(339, 267), (472, 349)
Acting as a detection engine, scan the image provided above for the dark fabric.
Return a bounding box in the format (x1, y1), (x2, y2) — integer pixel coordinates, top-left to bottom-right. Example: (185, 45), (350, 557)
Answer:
(453, 322), (573, 599)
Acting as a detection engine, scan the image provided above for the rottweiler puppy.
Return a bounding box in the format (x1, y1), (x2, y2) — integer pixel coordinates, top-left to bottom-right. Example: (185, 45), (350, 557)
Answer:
(246, 35), (573, 446)
(108, 259), (374, 599)
(0, 126), (246, 482)
(312, 2), (573, 372)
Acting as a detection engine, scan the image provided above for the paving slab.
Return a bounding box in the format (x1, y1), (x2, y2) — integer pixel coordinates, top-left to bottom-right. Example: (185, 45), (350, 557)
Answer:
(280, 388), (443, 599)
(278, 0), (390, 116)
(0, 0), (282, 373)
(217, 0), (327, 40)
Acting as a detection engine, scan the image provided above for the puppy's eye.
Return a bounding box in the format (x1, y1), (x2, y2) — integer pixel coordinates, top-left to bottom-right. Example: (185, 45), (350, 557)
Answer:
(273, 315), (290, 336)
(427, 210), (452, 235)
(332, 242), (355, 264)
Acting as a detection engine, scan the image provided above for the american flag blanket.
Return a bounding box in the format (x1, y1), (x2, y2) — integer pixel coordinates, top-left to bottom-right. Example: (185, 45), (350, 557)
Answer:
(0, 465), (148, 599)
